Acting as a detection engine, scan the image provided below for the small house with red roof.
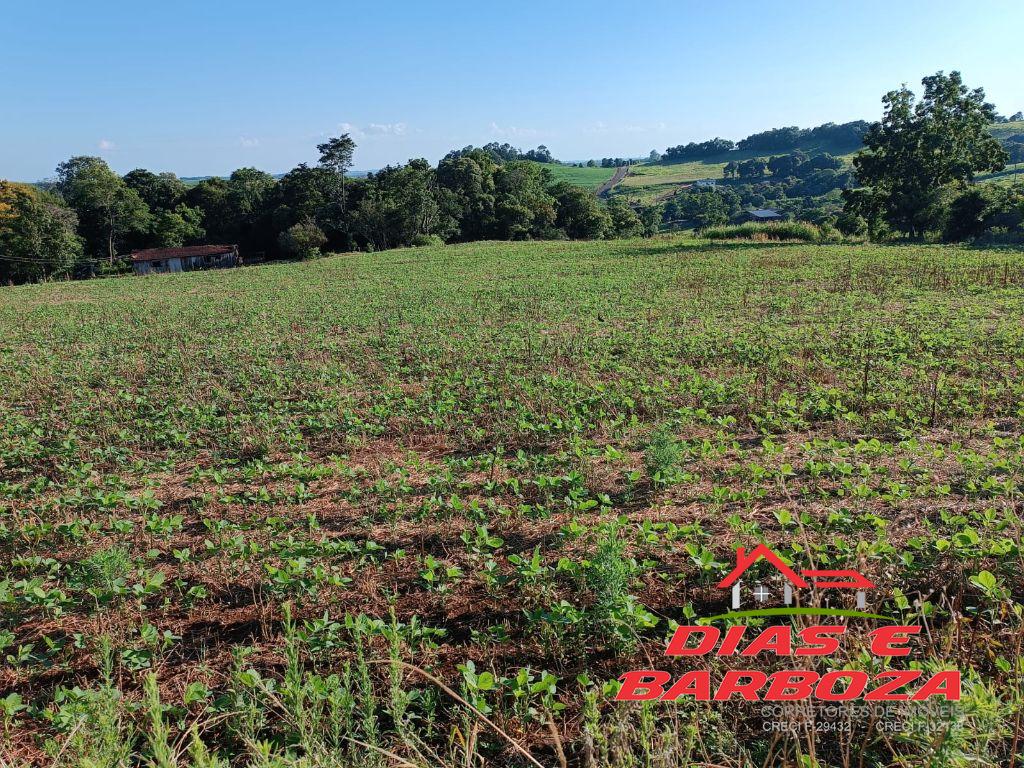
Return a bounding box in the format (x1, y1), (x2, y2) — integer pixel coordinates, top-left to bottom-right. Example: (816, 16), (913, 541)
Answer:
(131, 244), (240, 276)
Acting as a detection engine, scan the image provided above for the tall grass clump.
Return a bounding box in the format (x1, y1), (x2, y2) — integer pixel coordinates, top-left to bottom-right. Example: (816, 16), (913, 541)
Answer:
(702, 221), (838, 243)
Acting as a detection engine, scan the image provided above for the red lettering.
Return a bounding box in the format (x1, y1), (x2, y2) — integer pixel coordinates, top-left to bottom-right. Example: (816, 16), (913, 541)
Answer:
(718, 625), (747, 656)
(741, 626), (792, 656)
(869, 626), (920, 657)
(912, 671), (961, 701)
(815, 671), (868, 700)
(796, 625), (845, 656)
(864, 670), (920, 701)
(665, 626), (720, 656)
(765, 670), (818, 700)
(662, 671), (711, 701)
(615, 670), (670, 701)
(713, 670), (768, 701)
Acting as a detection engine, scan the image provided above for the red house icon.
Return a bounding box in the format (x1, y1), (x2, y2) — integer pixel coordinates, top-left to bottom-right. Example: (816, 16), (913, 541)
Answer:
(718, 545), (875, 609)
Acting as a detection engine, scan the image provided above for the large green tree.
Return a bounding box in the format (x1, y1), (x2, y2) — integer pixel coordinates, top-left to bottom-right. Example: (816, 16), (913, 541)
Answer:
(844, 71), (1008, 238)
(550, 182), (609, 239)
(436, 150), (498, 241)
(123, 169), (187, 212)
(0, 181), (82, 282)
(605, 197), (643, 238)
(317, 134), (356, 215)
(54, 156), (150, 262)
(151, 204), (205, 247)
(222, 168), (277, 253)
(492, 161), (557, 240)
(354, 160), (452, 250)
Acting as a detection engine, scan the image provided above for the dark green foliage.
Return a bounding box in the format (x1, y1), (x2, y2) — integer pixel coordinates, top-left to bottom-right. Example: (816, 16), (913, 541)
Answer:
(663, 120), (868, 161)
(767, 152), (806, 178)
(737, 120), (868, 152)
(550, 182), (609, 239)
(944, 186), (1024, 242)
(0, 181), (82, 282)
(150, 204), (204, 248)
(492, 161), (557, 240)
(683, 189), (729, 230)
(845, 71), (1009, 239)
(353, 159), (452, 250)
(445, 142), (555, 164)
(278, 218), (327, 259)
(662, 137), (735, 162)
(123, 170), (187, 213)
(604, 197), (642, 238)
(835, 208), (868, 238)
(54, 156), (151, 262)
(737, 158), (767, 178)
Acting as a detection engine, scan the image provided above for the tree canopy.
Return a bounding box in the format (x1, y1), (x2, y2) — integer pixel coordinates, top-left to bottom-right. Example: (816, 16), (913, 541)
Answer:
(844, 71), (1008, 238)
(0, 181), (82, 282)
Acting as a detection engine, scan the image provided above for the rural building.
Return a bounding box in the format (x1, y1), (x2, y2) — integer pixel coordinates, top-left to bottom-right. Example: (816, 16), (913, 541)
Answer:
(741, 208), (784, 222)
(131, 245), (241, 276)
(693, 178), (717, 188)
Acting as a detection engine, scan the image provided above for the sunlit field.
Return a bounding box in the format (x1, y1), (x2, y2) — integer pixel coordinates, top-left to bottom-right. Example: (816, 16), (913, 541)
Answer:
(539, 163), (616, 189)
(2, 236), (1023, 766)
(618, 150), (859, 202)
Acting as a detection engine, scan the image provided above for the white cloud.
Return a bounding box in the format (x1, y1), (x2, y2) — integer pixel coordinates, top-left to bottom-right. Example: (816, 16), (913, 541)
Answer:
(98, 139), (116, 151)
(489, 122), (539, 139)
(239, 136), (260, 148)
(336, 122), (409, 139)
(338, 122), (365, 139)
(367, 122), (407, 136)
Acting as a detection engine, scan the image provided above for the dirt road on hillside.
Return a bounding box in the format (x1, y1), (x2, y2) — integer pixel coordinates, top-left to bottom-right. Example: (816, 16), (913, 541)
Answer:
(597, 165), (629, 196)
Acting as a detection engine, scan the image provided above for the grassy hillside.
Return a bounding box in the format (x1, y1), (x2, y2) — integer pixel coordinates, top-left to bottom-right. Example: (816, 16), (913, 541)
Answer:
(617, 123), (1024, 203)
(2, 238), (1024, 766)
(539, 162), (615, 189)
(617, 147), (859, 203)
(978, 162), (1024, 185)
(989, 119), (1024, 141)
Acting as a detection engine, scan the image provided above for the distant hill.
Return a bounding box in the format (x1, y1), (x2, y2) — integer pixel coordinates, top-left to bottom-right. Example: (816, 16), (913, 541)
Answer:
(607, 119), (1024, 203)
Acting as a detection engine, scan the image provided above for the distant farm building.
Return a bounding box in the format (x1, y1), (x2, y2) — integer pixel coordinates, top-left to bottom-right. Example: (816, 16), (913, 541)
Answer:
(693, 178), (717, 188)
(742, 208), (784, 222)
(131, 245), (241, 276)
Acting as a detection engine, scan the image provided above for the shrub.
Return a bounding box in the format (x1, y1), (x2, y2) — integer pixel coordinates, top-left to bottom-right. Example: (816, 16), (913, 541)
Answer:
(410, 233), (445, 248)
(278, 218), (327, 260)
(836, 209), (868, 238)
(702, 221), (830, 243)
(644, 426), (682, 486)
(944, 186), (1024, 242)
(817, 222), (843, 243)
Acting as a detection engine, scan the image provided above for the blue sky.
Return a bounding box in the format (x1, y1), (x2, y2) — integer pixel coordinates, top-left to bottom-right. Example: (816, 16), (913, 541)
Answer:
(2, 0), (1021, 180)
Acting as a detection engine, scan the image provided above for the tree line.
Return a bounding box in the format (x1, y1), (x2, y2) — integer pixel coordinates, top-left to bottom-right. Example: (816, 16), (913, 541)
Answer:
(662, 121), (870, 163)
(1, 140), (655, 284)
